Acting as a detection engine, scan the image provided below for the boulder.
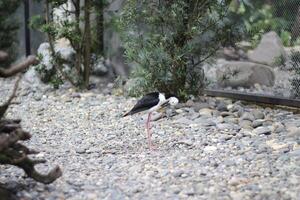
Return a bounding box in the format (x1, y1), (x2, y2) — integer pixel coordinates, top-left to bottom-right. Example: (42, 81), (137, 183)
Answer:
(37, 43), (53, 71)
(248, 31), (287, 66)
(55, 46), (75, 63)
(216, 61), (275, 88)
(91, 57), (108, 76)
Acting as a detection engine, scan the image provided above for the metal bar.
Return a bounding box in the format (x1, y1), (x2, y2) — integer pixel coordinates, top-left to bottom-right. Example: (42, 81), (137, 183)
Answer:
(204, 89), (300, 108)
(24, 0), (31, 56)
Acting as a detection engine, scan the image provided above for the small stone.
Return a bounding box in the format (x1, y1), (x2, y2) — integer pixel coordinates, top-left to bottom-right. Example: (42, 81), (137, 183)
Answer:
(204, 146), (217, 153)
(252, 110), (265, 119)
(175, 117), (193, 125)
(220, 112), (235, 117)
(224, 117), (239, 124)
(217, 123), (236, 130)
(230, 191), (245, 200)
(76, 148), (86, 154)
(193, 102), (210, 112)
(266, 140), (288, 151)
(181, 173), (188, 178)
(185, 100), (194, 107)
(239, 128), (253, 137)
(199, 108), (213, 117)
(290, 149), (300, 157)
(227, 104), (234, 110)
(272, 122), (285, 133)
(173, 170), (184, 177)
(194, 183), (205, 195)
(239, 120), (252, 129)
(228, 177), (249, 186)
(240, 112), (255, 121)
(71, 93), (81, 98)
(287, 127), (300, 137)
(253, 127), (271, 135)
(216, 102), (228, 112)
(252, 119), (265, 128)
(34, 94), (42, 101)
(216, 116), (224, 123)
(223, 134), (233, 141)
(197, 119), (216, 127)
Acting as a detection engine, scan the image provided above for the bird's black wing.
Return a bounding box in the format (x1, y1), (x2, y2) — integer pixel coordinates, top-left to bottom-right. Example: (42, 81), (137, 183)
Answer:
(123, 92), (160, 116)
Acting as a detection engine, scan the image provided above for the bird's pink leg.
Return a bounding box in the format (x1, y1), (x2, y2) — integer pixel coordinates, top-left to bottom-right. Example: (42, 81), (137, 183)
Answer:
(146, 112), (153, 150)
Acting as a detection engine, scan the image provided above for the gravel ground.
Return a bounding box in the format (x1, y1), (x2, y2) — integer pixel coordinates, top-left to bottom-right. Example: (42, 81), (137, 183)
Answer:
(0, 76), (300, 200)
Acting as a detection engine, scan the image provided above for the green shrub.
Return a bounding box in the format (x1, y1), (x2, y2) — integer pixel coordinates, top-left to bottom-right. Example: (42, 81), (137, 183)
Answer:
(229, 0), (300, 47)
(31, 0), (107, 88)
(119, 0), (238, 100)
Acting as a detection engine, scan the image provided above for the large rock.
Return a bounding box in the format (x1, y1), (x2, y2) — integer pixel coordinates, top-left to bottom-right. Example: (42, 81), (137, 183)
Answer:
(37, 41), (76, 69)
(91, 56), (108, 76)
(248, 31), (287, 66)
(37, 43), (53, 71)
(216, 61), (275, 88)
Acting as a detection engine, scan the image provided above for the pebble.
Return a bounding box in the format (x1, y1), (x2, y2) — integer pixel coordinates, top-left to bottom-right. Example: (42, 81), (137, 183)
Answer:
(240, 112), (255, 122)
(1, 78), (299, 200)
(252, 119), (265, 128)
(199, 108), (213, 117)
(253, 127), (272, 135)
(252, 110), (265, 119)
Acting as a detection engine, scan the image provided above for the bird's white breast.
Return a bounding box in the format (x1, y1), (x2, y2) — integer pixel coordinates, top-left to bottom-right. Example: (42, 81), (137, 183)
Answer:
(158, 93), (166, 102)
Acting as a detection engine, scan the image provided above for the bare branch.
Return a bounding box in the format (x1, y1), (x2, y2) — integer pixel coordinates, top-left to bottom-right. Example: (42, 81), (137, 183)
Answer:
(0, 56), (38, 78)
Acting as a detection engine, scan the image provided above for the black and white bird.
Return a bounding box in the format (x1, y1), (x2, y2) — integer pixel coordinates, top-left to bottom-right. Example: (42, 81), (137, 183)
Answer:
(123, 92), (179, 150)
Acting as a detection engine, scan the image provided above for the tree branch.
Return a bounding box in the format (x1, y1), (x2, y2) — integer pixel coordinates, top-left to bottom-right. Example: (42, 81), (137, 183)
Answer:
(0, 55), (38, 78)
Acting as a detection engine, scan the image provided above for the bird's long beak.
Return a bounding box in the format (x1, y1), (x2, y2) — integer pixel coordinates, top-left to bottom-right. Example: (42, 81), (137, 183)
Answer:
(161, 99), (170, 108)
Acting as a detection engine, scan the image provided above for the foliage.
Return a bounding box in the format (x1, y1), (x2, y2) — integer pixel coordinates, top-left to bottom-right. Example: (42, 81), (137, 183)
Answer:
(119, 0), (238, 100)
(0, 0), (20, 67)
(31, 0), (108, 88)
(229, 0), (300, 47)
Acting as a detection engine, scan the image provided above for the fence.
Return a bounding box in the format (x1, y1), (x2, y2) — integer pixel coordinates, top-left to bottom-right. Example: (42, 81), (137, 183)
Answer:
(204, 0), (300, 107)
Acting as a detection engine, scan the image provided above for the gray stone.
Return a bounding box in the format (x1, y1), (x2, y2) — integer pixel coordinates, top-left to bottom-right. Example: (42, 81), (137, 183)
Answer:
(239, 120), (253, 129)
(216, 102), (228, 112)
(220, 112), (235, 117)
(272, 122), (285, 133)
(252, 119), (265, 128)
(92, 57), (108, 76)
(55, 45), (75, 63)
(217, 123), (236, 130)
(203, 146), (218, 153)
(223, 117), (239, 124)
(175, 117), (194, 125)
(248, 31), (287, 66)
(185, 100), (195, 107)
(199, 108), (213, 117)
(240, 112), (255, 121)
(76, 148), (86, 154)
(253, 127), (272, 135)
(216, 61), (275, 88)
(193, 102), (210, 112)
(252, 110), (265, 120)
(195, 119), (216, 127)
